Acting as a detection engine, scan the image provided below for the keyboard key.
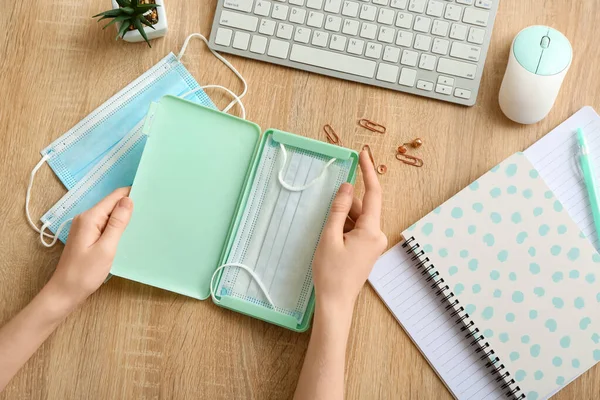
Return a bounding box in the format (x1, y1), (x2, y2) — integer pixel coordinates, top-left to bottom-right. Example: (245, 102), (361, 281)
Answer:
(468, 27), (485, 44)
(220, 10), (259, 31)
(450, 42), (481, 62)
(376, 63), (400, 82)
(330, 34), (347, 50)
(437, 57), (477, 79)
(342, 0), (359, 17)
(431, 37), (449, 54)
(312, 31), (329, 47)
(342, 19), (360, 35)
(475, 0), (492, 9)
(426, 0), (445, 17)
(383, 45), (401, 62)
(432, 20), (449, 36)
(417, 79), (434, 91)
(408, 0), (427, 13)
(454, 87), (471, 99)
(306, 0), (324, 9)
(378, 8), (395, 25)
(399, 67), (417, 86)
(463, 7), (489, 26)
(250, 35), (268, 53)
(449, 23), (468, 40)
(419, 53), (436, 70)
(277, 23), (294, 39)
(225, 0), (254, 13)
(413, 16), (431, 33)
(444, 4), (462, 21)
(456, 0), (473, 4)
(396, 30), (413, 47)
(360, 23), (378, 39)
(268, 39), (290, 58)
(400, 49), (418, 66)
(378, 27), (396, 43)
(233, 31), (251, 50)
(215, 28), (233, 46)
(373, 0), (389, 5)
(324, 0), (342, 12)
(290, 7), (307, 23)
(437, 76), (454, 85)
(259, 19), (276, 35)
(435, 83), (452, 95)
(272, 4), (289, 20)
(414, 34), (431, 51)
(365, 42), (383, 58)
(290, 0), (305, 4)
(360, 4), (377, 21)
(254, 0), (272, 16)
(307, 11), (325, 27)
(390, 0), (408, 9)
(325, 15), (342, 31)
(348, 38), (365, 54)
(290, 44), (377, 77)
(294, 26), (311, 43)
(395, 12), (413, 29)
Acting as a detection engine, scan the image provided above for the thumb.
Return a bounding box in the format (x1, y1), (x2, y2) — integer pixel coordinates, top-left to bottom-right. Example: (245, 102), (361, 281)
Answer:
(323, 183), (354, 239)
(98, 197), (134, 251)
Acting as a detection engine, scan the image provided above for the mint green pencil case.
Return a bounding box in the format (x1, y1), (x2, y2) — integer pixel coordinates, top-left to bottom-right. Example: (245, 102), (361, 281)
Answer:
(111, 95), (358, 332)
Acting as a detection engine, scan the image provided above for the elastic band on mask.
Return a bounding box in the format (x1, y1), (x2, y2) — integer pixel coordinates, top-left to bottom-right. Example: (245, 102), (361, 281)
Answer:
(180, 85), (246, 120)
(25, 154), (56, 239)
(177, 33), (247, 114)
(39, 218), (73, 247)
(278, 144), (336, 192)
(210, 263), (276, 309)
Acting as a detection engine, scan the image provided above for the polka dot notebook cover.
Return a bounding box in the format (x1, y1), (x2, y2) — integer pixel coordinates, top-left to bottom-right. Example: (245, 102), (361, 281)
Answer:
(370, 152), (600, 400)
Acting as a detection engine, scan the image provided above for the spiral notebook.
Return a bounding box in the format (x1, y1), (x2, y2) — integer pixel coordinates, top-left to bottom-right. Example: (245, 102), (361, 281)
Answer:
(370, 107), (600, 400)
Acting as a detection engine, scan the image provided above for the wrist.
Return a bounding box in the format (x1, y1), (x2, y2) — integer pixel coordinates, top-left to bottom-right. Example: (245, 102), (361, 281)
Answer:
(314, 298), (355, 336)
(38, 280), (81, 320)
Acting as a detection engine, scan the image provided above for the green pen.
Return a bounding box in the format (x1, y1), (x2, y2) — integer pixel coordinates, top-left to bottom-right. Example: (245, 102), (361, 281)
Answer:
(577, 127), (600, 243)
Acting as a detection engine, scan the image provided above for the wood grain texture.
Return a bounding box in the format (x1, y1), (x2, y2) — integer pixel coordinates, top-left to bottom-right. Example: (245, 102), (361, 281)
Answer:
(1, 0), (599, 398)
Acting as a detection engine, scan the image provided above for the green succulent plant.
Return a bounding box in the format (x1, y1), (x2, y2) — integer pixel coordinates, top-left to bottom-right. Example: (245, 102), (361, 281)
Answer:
(93, 0), (159, 47)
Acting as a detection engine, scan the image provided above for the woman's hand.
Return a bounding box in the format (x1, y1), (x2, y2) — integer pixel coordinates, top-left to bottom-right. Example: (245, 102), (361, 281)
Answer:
(312, 150), (387, 315)
(46, 187), (133, 310)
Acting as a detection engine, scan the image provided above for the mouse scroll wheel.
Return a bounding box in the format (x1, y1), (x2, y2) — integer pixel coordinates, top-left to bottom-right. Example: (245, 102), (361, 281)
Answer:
(540, 35), (551, 49)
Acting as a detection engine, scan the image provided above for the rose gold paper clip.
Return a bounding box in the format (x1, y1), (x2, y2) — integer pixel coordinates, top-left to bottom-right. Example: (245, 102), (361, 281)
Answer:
(323, 124), (341, 145)
(358, 118), (386, 134)
(396, 153), (424, 167)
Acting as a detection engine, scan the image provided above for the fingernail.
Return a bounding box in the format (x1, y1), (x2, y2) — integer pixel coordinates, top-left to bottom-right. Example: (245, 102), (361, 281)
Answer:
(119, 197), (133, 209)
(339, 183), (353, 194)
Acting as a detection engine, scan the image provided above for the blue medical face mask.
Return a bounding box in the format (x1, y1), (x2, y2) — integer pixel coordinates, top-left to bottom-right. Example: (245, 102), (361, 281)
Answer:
(26, 33), (248, 246)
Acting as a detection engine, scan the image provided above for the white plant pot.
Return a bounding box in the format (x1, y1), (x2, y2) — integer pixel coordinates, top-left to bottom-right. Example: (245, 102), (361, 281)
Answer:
(110, 0), (168, 43)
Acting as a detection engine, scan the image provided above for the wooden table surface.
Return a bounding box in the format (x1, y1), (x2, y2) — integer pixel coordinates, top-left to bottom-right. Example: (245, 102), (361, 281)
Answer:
(1, 0), (600, 399)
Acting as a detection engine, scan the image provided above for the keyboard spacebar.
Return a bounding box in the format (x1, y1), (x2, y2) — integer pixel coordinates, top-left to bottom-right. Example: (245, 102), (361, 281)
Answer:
(289, 45), (376, 79)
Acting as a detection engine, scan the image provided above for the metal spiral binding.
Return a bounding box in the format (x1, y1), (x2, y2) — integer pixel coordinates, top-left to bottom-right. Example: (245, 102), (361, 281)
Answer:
(402, 236), (526, 400)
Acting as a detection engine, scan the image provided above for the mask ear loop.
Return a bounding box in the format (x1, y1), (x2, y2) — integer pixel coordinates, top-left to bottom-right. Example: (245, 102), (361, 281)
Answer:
(176, 33), (247, 114)
(180, 85), (246, 120)
(278, 143), (337, 192)
(210, 263), (276, 309)
(39, 218), (73, 247)
(25, 154), (57, 239)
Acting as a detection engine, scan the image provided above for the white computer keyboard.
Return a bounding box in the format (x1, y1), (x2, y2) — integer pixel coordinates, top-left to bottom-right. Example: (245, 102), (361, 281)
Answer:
(209, 0), (499, 106)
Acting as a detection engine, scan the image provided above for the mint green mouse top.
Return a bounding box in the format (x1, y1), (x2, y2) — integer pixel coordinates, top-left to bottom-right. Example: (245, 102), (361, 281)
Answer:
(513, 25), (572, 76)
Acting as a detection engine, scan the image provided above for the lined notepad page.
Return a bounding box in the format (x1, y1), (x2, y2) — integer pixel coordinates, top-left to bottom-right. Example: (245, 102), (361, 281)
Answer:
(525, 106), (600, 251)
(369, 244), (506, 400)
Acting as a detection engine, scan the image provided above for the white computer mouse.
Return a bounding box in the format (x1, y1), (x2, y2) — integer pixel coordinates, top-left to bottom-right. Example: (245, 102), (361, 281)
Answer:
(498, 25), (572, 125)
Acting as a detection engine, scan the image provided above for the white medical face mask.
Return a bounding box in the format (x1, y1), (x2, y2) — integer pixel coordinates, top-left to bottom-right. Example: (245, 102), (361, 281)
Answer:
(27, 33), (248, 246)
(213, 136), (352, 323)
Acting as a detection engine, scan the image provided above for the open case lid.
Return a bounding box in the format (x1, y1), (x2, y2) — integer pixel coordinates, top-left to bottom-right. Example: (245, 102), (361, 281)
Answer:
(111, 95), (261, 299)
